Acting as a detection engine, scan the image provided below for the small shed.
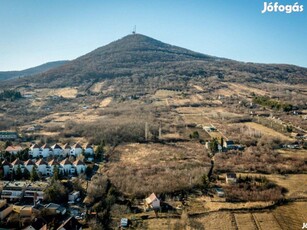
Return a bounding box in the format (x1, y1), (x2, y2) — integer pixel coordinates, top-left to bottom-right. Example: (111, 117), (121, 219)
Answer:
(226, 173), (237, 184)
(145, 193), (160, 210)
(120, 218), (129, 228)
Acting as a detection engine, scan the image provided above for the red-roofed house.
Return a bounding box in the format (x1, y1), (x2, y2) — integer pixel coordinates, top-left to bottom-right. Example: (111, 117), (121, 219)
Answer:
(5, 146), (22, 155)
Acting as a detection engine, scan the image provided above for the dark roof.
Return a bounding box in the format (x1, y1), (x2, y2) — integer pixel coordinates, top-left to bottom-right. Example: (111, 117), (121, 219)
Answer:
(48, 159), (60, 166)
(2, 159), (11, 166)
(31, 144), (40, 149)
(73, 143), (82, 149)
(73, 159), (85, 166)
(41, 144), (51, 149)
(11, 158), (23, 165)
(52, 144), (62, 149)
(24, 159), (35, 166)
(226, 140), (234, 145)
(226, 173), (237, 178)
(36, 159), (48, 165)
(56, 217), (82, 230)
(63, 143), (71, 149)
(60, 158), (72, 165)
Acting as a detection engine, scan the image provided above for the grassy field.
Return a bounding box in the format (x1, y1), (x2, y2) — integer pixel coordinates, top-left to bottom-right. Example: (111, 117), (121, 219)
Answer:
(105, 142), (211, 197)
(244, 122), (293, 141)
(238, 173), (307, 199)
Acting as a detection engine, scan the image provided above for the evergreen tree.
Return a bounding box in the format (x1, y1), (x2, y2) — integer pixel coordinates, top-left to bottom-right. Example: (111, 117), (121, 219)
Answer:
(52, 165), (59, 181)
(209, 138), (219, 153)
(30, 166), (39, 181)
(16, 165), (22, 180)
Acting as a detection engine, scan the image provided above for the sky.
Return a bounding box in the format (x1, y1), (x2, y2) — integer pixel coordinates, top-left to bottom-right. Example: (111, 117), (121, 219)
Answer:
(0, 0), (306, 70)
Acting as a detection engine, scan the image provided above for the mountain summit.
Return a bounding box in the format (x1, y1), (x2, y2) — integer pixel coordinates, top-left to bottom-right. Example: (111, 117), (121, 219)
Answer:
(6, 34), (307, 88)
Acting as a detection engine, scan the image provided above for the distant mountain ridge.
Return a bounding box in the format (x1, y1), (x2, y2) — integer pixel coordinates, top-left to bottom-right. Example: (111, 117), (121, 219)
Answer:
(0, 60), (69, 81)
(2, 34), (307, 88)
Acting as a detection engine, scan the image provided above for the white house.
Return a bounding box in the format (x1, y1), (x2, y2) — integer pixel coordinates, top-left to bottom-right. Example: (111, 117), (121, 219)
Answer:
(5, 146), (22, 155)
(41, 144), (52, 158)
(145, 193), (160, 210)
(84, 143), (95, 162)
(62, 143), (71, 157)
(24, 159), (35, 174)
(2, 160), (11, 176)
(48, 159), (63, 175)
(70, 143), (83, 157)
(11, 158), (24, 173)
(29, 144), (41, 158)
(84, 144), (94, 154)
(73, 160), (86, 175)
(60, 158), (74, 175)
(51, 144), (63, 156)
(35, 159), (48, 176)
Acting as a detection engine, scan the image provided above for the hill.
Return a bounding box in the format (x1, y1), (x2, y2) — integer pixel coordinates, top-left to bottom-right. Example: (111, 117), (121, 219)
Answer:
(0, 60), (68, 81)
(2, 34), (307, 90)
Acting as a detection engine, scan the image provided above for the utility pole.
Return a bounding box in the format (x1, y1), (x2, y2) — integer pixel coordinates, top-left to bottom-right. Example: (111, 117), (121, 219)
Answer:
(159, 122), (162, 140)
(145, 122), (148, 141)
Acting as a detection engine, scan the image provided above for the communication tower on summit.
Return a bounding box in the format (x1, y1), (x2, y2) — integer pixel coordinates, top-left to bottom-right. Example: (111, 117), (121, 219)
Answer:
(132, 25), (136, 34)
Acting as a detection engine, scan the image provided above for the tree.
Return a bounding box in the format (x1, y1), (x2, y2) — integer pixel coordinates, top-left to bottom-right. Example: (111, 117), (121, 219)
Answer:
(23, 168), (30, 180)
(189, 131), (199, 139)
(209, 138), (219, 153)
(44, 180), (67, 203)
(30, 166), (39, 182)
(95, 141), (105, 162)
(15, 165), (22, 180)
(201, 174), (210, 189)
(52, 165), (59, 181)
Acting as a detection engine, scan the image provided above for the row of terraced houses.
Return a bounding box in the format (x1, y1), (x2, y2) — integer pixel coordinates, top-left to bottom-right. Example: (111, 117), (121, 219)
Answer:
(2, 158), (87, 176)
(5, 143), (95, 160)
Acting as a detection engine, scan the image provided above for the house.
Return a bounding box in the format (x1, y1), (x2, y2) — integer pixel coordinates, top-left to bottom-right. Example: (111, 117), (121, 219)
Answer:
(23, 218), (47, 230)
(29, 144), (41, 158)
(48, 159), (63, 175)
(0, 131), (18, 141)
(2, 160), (11, 176)
(5, 145), (23, 155)
(60, 158), (74, 175)
(56, 216), (82, 230)
(11, 158), (25, 173)
(62, 143), (71, 157)
(36, 159), (48, 176)
(145, 193), (160, 210)
(120, 218), (129, 228)
(203, 126), (217, 132)
(223, 140), (235, 149)
(24, 182), (49, 201)
(84, 144), (94, 162)
(226, 173), (237, 184)
(70, 143), (83, 157)
(24, 159), (36, 174)
(52, 144), (63, 156)
(214, 187), (225, 197)
(41, 144), (52, 158)
(45, 203), (66, 216)
(0, 199), (13, 220)
(73, 160), (86, 175)
(1, 181), (27, 200)
(84, 144), (94, 154)
(68, 191), (80, 202)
